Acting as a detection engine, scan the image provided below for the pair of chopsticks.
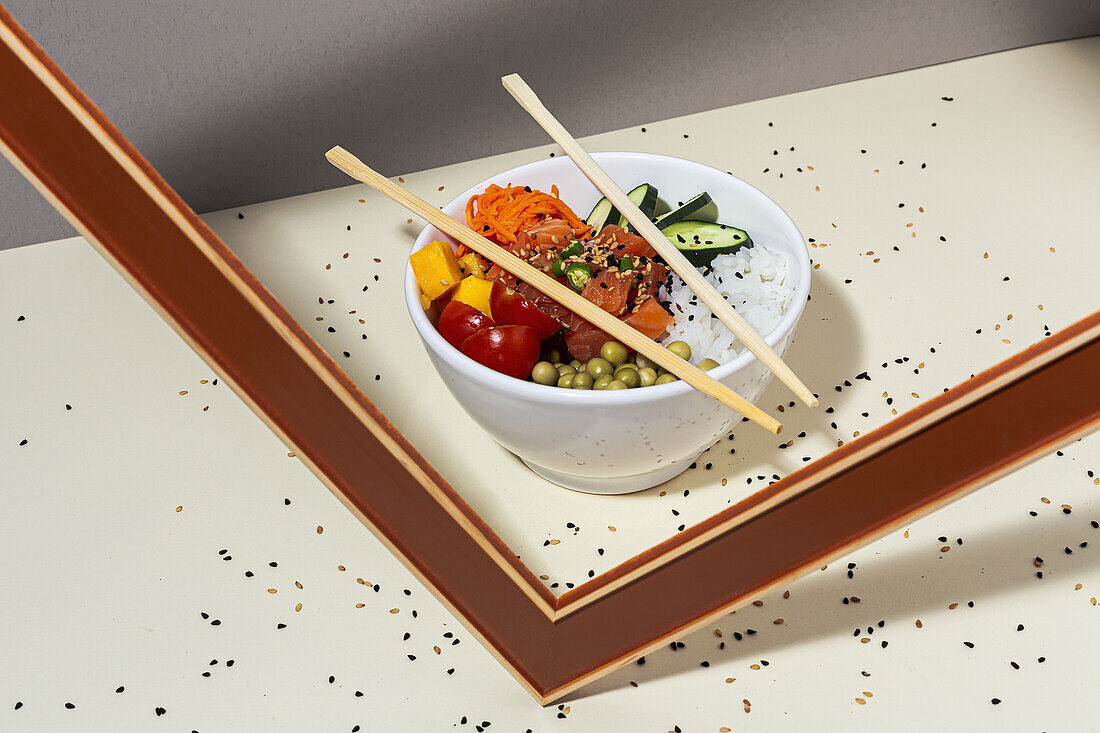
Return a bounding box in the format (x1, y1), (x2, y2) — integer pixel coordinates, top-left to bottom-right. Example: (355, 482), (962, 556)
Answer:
(327, 75), (816, 433)
(501, 75), (817, 411)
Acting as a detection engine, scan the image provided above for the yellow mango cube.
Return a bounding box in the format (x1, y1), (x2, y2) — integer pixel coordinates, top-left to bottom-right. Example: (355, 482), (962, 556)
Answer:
(458, 252), (486, 277)
(451, 275), (494, 318)
(409, 241), (462, 302)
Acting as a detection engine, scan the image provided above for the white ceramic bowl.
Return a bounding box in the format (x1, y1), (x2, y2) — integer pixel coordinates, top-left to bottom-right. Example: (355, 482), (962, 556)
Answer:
(404, 152), (810, 494)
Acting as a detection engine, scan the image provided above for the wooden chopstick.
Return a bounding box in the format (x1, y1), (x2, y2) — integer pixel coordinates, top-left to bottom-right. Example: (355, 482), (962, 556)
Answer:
(501, 73), (818, 410)
(325, 146), (782, 434)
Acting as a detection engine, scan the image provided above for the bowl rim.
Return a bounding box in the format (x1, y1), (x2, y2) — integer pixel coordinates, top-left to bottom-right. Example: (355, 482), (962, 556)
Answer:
(403, 151), (811, 406)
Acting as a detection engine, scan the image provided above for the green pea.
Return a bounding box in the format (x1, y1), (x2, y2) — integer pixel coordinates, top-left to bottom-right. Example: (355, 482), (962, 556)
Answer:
(635, 354), (654, 371)
(571, 372), (594, 390)
(585, 357), (613, 378)
(655, 373), (679, 385)
(570, 359), (582, 369)
(615, 361), (638, 371)
(531, 361), (559, 385)
(696, 358), (720, 371)
(556, 373), (575, 388)
(604, 379), (627, 390)
(667, 340), (692, 362)
(614, 367), (640, 388)
(637, 367), (658, 387)
(557, 363), (577, 376)
(592, 374), (614, 390)
(546, 349), (561, 364)
(600, 341), (629, 366)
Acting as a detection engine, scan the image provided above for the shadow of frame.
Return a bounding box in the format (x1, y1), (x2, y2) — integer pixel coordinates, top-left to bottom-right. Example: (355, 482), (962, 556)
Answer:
(573, 438), (1099, 700)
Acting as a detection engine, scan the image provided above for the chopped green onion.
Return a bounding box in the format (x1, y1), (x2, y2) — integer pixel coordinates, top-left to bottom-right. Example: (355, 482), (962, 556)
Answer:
(550, 258), (567, 277)
(560, 241), (583, 259)
(617, 256), (634, 272)
(565, 263), (593, 292)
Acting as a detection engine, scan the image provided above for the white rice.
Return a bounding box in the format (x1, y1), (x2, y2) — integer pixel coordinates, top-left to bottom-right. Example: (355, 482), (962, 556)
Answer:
(662, 243), (794, 364)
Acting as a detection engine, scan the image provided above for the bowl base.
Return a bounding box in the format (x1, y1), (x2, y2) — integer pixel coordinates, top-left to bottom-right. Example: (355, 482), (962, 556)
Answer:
(520, 458), (695, 495)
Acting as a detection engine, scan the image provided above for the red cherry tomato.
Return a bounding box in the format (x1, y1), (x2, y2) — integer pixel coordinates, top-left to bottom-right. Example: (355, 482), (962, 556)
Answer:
(489, 281), (562, 340)
(437, 300), (494, 350)
(460, 325), (541, 379)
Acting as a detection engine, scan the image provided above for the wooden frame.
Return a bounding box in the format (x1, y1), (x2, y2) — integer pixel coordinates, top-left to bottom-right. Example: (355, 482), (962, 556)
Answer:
(2, 7), (1098, 705)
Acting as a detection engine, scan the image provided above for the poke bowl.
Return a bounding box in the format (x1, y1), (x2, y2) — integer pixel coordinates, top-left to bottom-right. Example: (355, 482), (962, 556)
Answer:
(404, 151), (810, 494)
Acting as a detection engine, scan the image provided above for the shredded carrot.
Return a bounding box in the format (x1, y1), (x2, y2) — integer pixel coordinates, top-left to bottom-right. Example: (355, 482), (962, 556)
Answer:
(465, 183), (591, 246)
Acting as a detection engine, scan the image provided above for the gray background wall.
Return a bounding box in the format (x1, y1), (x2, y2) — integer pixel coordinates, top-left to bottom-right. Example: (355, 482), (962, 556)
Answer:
(3, 0), (1098, 250)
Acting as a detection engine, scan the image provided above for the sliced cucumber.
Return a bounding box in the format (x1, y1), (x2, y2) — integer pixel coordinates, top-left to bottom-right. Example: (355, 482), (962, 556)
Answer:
(585, 196), (617, 232)
(619, 184), (659, 230)
(585, 183), (657, 234)
(654, 192), (713, 229)
(662, 220), (752, 267)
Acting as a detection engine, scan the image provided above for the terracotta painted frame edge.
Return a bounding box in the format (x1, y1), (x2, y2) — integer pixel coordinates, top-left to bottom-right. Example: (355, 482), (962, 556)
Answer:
(3, 8), (1098, 705)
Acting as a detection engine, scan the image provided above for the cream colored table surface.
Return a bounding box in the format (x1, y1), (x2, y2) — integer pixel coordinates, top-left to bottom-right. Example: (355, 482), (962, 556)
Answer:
(3, 38), (1099, 731)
